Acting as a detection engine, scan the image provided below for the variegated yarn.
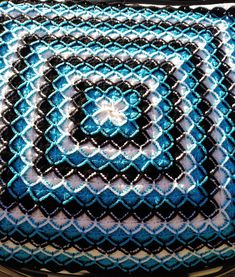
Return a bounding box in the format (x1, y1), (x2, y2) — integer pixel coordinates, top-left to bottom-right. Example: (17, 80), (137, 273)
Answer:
(0, 2), (234, 274)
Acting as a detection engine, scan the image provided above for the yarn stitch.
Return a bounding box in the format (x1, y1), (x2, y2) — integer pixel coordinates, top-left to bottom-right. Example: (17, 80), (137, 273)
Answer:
(0, 2), (234, 274)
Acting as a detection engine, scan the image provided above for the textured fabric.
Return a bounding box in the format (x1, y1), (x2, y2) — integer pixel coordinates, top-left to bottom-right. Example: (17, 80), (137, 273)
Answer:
(0, 2), (234, 274)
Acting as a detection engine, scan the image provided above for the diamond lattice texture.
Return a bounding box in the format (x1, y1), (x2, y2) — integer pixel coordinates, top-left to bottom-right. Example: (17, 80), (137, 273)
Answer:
(0, 2), (234, 274)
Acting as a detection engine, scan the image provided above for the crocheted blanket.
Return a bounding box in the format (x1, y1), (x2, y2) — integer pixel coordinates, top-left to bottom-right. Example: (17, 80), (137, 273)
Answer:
(0, 2), (234, 274)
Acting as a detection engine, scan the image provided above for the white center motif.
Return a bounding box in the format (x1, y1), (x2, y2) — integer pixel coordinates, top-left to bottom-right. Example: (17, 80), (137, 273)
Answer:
(93, 99), (128, 126)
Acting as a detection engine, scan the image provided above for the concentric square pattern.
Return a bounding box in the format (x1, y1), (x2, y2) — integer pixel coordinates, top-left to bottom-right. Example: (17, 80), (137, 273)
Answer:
(0, 2), (234, 273)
